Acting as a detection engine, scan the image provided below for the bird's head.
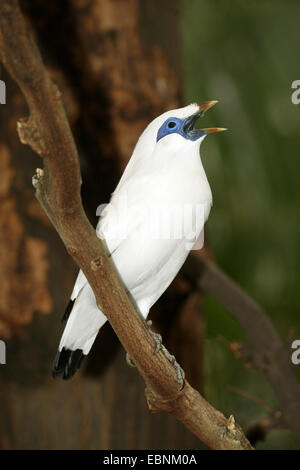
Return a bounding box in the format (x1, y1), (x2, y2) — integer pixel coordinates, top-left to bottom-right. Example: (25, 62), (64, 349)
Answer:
(115, 102), (226, 191)
(133, 102), (226, 161)
(156, 101), (226, 150)
(156, 101), (226, 146)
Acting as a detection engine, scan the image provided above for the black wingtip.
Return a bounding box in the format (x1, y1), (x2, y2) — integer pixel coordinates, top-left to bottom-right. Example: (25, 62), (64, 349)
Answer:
(52, 348), (85, 380)
(61, 299), (75, 323)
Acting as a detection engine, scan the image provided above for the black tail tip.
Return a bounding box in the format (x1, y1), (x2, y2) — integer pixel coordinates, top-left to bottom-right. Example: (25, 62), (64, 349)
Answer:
(52, 348), (85, 380)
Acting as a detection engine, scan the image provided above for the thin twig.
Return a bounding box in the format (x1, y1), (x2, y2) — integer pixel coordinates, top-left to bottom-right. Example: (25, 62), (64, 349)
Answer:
(228, 386), (273, 411)
(247, 410), (284, 447)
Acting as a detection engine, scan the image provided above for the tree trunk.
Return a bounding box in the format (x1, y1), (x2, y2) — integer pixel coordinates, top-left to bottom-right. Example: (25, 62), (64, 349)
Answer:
(0, 0), (205, 449)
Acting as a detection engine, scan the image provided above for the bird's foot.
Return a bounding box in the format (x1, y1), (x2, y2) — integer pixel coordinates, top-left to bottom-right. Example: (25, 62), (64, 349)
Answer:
(146, 320), (162, 354)
(125, 320), (185, 390)
(125, 321), (163, 367)
(146, 320), (185, 390)
(125, 324), (162, 368)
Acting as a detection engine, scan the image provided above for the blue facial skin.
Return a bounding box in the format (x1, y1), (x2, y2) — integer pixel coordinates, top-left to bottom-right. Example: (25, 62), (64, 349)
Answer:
(157, 115), (206, 142)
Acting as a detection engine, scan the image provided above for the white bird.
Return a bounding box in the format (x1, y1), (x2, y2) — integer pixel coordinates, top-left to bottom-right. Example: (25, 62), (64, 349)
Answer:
(53, 101), (225, 380)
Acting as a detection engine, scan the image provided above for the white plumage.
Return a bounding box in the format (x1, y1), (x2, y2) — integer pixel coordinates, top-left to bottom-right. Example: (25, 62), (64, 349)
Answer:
(53, 102), (224, 379)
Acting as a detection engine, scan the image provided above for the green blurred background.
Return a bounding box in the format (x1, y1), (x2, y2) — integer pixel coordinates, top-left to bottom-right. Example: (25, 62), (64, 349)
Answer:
(182, 0), (300, 449)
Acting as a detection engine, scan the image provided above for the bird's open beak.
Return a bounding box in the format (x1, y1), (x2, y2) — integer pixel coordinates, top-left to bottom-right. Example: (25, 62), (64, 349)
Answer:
(198, 100), (219, 115)
(202, 127), (227, 134)
(199, 101), (227, 133)
(183, 101), (227, 139)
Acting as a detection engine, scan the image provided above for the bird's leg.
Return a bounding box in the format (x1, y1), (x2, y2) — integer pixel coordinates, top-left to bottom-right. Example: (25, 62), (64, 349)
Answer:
(145, 320), (162, 353)
(126, 319), (162, 366)
(145, 320), (185, 390)
(125, 317), (185, 390)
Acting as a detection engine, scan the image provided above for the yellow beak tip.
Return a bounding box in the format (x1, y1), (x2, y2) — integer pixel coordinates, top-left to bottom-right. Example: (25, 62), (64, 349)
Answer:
(203, 127), (228, 134)
(198, 100), (219, 113)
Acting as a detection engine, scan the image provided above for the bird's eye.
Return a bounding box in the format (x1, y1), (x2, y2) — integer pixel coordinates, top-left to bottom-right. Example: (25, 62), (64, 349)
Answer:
(167, 121), (176, 129)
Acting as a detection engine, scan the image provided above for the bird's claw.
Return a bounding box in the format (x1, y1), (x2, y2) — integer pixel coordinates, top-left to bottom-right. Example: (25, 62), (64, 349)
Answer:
(146, 320), (162, 354)
(174, 361), (185, 389)
(146, 320), (185, 390)
(125, 320), (185, 390)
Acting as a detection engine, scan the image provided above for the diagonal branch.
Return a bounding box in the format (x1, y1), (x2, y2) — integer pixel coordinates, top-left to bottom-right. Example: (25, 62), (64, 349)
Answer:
(0, 0), (252, 450)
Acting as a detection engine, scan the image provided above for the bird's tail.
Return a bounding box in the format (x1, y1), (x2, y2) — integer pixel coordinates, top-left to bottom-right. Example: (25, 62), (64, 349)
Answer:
(52, 284), (107, 380)
(52, 348), (85, 380)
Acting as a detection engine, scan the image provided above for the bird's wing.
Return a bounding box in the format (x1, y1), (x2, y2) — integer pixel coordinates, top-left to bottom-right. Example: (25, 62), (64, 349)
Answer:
(69, 176), (153, 305)
(111, 235), (181, 292)
(70, 269), (88, 300)
(108, 203), (205, 296)
(60, 283), (107, 353)
(96, 169), (209, 291)
(96, 174), (161, 255)
(192, 228), (204, 250)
